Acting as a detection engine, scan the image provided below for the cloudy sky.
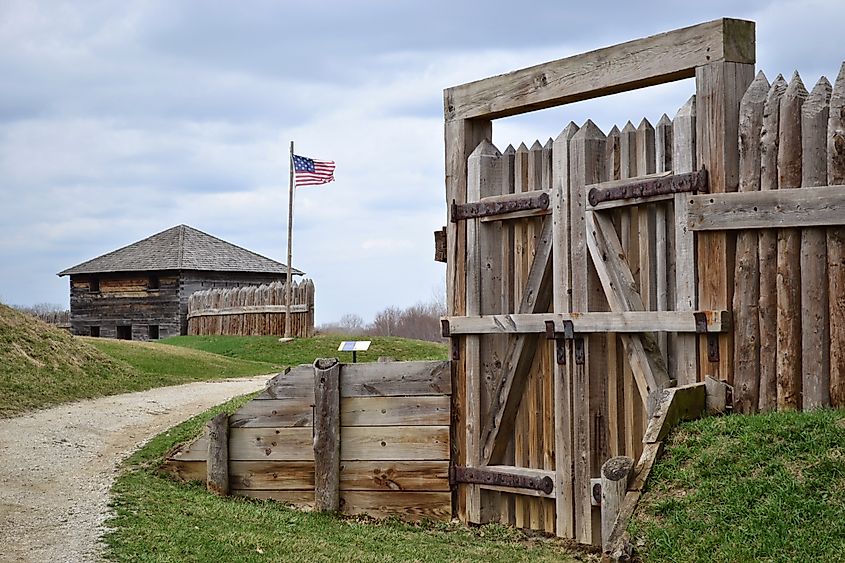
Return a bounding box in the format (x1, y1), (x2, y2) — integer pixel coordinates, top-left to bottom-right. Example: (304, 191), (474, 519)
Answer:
(1, 0), (843, 324)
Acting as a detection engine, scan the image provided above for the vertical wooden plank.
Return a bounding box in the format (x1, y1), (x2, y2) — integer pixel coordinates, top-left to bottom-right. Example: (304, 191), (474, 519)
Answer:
(733, 71), (769, 413)
(445, 117), (492, 522)
(655, 114), (673, 367)
(541, 137), (556, 533)
(758, 75), (787, 411)
(636, 118), (657, 313)
(829, 63), (845, 408)
(695, 61), (755, 384)
(600, 456), (633, 551)
(313, 358), (340, 511)
(776, 72), (808, 411)
(619, 121), (642, 460)
(206, 412), (229, 496)
(569, 120), (606, 545)
(499, 144), (516, 525)
(604, 124), (625, 463)
(552, 121), (579, 539)
(801, 77), (832, 410)
(466, 140), (501, 523)
(512, 141), (529, 529)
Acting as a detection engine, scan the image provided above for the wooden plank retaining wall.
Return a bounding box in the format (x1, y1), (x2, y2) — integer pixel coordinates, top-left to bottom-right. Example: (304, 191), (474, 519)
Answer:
(164, 360), (452, 521)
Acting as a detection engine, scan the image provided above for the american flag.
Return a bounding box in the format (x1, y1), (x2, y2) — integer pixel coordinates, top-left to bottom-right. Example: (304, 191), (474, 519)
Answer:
(292, 154), (336, 187)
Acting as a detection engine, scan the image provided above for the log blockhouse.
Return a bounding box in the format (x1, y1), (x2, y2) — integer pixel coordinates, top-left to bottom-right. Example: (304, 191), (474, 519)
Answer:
(58, 225), (302, 340)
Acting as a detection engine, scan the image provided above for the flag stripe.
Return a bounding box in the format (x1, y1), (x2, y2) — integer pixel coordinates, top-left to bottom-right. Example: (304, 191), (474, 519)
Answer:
(293, 154), (336, 187)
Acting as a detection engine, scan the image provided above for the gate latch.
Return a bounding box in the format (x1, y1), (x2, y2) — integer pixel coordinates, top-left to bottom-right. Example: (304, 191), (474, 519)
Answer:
(694, 311), (719, 363)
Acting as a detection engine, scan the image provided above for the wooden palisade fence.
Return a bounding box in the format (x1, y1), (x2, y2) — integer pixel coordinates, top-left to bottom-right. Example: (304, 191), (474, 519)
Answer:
(187, 279), (315, 338)
(441, 17), (845, 550)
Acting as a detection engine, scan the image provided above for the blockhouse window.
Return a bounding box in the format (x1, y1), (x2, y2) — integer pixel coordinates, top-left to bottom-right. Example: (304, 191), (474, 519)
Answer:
(148, 325), (159, 340)
(116, 325), (132, 340)
(90, 278), (100, 292)
(148, 275), (160, 290)
(90, 326), (100, 337)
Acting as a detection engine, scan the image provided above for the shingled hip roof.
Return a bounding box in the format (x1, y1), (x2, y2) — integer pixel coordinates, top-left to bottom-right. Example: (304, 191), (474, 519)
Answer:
(58, 225), (303, 277)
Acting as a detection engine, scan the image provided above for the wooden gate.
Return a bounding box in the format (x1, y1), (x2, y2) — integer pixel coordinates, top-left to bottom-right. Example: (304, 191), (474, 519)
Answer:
(443, 18), (755, 546)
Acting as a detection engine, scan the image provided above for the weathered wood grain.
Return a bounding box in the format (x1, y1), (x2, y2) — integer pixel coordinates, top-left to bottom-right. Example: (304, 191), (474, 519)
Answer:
(828, 62), (845, 408)
(641, 383), (706, 444)
(340, 491), (452, 521)
(777, 72), (808, 410)
(446, 310), (731, 335)
(230, 399), (311, 428)
(551, 121), (579, 538)
(801, 77), (832, 410)
(340, 426), (450, 461)
(444, 18), (755, 120)
(759, 75), (788, 411)
(673, 96), (698, 385)
(229, 461), (315, 490)
(733, 71), (769, 413)
(340, 461), (450, 491)
(340, 396), (450, 426)
(313, 358), (340, 511)
(696, 61), (755, 384)
(229, 428), (313, 461)
(601, 456), (633, 551)
(206, 413), (229, 496)
(340, 361), (452, 397)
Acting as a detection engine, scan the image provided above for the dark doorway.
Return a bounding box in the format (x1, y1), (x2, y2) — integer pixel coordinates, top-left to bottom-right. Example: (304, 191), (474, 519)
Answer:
(116, 325), (132, 340)
(148, 325), (159, 340)
(90, 326), (100, 337)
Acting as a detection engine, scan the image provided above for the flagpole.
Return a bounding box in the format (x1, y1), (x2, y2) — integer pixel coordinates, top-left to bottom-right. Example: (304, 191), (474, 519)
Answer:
(285, 140), (294, 338)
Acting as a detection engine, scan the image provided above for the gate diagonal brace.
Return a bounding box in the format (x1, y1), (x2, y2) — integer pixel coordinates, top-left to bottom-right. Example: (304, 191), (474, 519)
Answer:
(450, 466), (554, 495)
(694, 311), (720, 363)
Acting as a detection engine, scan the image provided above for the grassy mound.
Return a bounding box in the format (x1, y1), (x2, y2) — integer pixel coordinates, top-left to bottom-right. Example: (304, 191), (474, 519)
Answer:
(162, 334), (448, 365)
(630, 409), (845, 562)
(0, 304), (280, 417)
(104, 396), (580, 563)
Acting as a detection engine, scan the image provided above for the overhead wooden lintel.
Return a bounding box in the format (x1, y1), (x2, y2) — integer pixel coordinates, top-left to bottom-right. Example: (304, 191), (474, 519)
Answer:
(444, 18), (755, 120)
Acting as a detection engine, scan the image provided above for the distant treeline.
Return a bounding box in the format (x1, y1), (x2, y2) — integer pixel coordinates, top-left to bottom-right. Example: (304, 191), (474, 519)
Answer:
(12, 303), (70, 325)
(319, 299), (446, 342)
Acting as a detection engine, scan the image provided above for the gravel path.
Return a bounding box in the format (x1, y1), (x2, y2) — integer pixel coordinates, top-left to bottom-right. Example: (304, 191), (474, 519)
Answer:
(0, 375), (271, 563)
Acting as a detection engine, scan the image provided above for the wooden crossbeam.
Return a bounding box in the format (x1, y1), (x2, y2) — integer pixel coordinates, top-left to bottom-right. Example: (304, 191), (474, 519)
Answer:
(585, 210), (673, 406)
(188, 304), (309, 319)
(686, 184), (845, 230)
(443, 310), (730, 335)
(444, 19), (754, 121)
(479, 217), (554, 465)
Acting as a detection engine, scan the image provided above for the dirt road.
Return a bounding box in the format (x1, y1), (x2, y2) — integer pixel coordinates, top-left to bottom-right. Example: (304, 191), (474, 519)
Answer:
(0, 375), (271, 563)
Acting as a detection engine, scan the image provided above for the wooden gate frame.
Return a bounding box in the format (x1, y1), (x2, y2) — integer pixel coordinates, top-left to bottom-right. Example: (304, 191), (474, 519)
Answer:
(444, 18), (755, 541)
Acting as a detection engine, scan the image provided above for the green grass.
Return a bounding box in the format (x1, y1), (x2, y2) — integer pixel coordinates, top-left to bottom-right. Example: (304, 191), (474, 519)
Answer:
(629, 409), (845, 562)
(0, 303), (278, 417)
(162, 334), (448, 366)
(105, 397), (581, 563)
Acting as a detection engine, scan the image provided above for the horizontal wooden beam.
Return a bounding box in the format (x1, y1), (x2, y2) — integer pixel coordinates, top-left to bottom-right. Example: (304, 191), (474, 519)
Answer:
(444, 18), (755, 121)
(444, 310), (730, 335)
(587, 169), (707, 207)
(687, 185), (845, 230)
(451, 190), (549, 222)
(188, 304), (308, 319)
(451, 465), (555, 497)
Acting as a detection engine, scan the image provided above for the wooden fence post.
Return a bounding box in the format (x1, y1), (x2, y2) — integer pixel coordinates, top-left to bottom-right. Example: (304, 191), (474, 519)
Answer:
(206, 412), (229, 496)
(801, 77), (833, 410)
(601, 456), (633, 551)
(829, 62), (845, 408)
(758, 75), (788, 411)
(313, 357), (341, 512)
(695, 60), (755, 384)
(733, 71), (769, 413)
(776, 73), (808, 410)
